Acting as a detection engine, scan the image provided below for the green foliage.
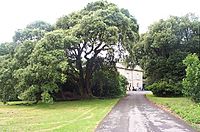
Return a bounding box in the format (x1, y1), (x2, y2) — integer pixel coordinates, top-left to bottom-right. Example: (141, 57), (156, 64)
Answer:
(13, 21), (53, 44)
(132, 14), (200, 96)
(0, 1), (138, 103)
(92, 68), (128, 97)
(0, 43), (17, 104)
(0, 56), (17, 104)
(0, 42), (15, 56)
(14, 30), (68, 103)
(147, 81), (182, 97)
(41, 91), (54, 104)
(183, 54), (200, 102)
(119, 75), (129, 95)
(56, 0), (138, 97)
(14, 41), (36, 68)
(26, 21), (53, 31)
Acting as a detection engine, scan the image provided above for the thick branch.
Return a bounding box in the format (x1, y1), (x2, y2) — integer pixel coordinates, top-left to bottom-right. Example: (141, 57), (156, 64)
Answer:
(94, 44), (108, 57)
(80, 41), (87, 53)
(94, 42), (103, 52)
(68, 60), (78, 74)
(84, 44), (94, 60)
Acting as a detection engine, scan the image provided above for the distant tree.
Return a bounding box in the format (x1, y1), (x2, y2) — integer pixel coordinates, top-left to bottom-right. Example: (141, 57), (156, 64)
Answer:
(0, 42), (16, 56)
(56, 1), (139, 97)
(13, 21), (53, 44)
(26, 21), (53, 31)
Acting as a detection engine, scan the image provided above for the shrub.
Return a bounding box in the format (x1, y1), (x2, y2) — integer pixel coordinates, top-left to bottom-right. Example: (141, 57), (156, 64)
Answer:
(53, 78), (80, 100)
(119, 75), (129, 95)
(147, 81), (182, 97)
(183, 54), (200, 102)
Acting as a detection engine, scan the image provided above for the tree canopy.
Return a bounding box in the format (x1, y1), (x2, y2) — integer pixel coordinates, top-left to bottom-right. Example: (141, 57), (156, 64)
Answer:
(3, 1), (200, 102)
(56, 1), (139, 97)
(0, 1), (135, 103)
(131, 14), (200, 97)
(14, 31), (68, 103)
(0, 42), (15, 56)
(133, 14), (200, 85)
(13, 21), (53, 44)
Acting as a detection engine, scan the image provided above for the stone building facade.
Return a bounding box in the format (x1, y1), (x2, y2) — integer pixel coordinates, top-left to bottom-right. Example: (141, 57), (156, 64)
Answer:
(116, 63), (143, 91)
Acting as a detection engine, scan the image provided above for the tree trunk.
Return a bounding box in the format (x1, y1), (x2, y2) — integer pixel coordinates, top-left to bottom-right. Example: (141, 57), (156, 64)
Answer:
(34, 93), (41, 104)
(60, 89), (66, 100)
(3, 101), (7, 105)
(84, 60), (94, 97)
(76, 55), (86, 97)
(77, 54), (95, 98)
(85, 77), (93, 97)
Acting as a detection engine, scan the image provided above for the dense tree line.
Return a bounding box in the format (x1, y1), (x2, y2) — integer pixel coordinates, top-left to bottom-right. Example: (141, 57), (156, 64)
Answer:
(0, 1), (137, 104)
(1, 1), (199, 103)
(132, 14), (200, 98)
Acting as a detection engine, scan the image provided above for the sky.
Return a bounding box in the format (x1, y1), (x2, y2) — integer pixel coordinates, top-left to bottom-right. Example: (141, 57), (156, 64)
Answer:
(0, 0), (199, 43)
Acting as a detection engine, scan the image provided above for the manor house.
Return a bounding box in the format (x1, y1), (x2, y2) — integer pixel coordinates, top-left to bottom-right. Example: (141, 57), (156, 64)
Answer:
(116, 63), (143, 91)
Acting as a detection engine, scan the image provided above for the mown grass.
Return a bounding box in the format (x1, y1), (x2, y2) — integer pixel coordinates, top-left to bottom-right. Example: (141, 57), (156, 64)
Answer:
(146, 94), (200, 130)
(0, 98), (119, 132)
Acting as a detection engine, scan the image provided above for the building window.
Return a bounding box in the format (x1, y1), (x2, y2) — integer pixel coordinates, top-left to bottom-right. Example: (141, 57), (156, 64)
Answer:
(136, 73), (140, 80)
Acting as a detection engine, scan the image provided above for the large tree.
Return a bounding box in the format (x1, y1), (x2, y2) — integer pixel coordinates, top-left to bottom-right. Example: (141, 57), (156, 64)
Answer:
(0, 21), (54, 103)
(133, 14), (200, 85)
(0, 26), (45, 103)
(14, 30), (68, 103)
(56, 1), (139, 97)
(0, 1), (138, 102)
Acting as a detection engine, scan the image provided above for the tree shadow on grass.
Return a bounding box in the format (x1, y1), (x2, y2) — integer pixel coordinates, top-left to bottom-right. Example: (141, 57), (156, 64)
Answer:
(1, 98), (116, 110)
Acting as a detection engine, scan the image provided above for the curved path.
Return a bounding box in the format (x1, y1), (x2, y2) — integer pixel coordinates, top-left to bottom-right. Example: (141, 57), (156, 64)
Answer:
(96, 91), (196, 132)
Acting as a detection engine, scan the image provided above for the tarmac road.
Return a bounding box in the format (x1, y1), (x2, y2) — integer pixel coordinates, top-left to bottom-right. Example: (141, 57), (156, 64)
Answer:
(95, 91), (197, 132)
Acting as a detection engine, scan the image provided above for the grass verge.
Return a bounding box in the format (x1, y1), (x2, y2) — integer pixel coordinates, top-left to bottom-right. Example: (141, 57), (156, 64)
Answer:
(146, 94), (200, 131)
(0, 98), (119, 132)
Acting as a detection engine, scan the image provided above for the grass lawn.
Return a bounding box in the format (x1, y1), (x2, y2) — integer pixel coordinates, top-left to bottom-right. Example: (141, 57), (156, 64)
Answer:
(146, 94), (200, 130)
(0, 98), (119, 132)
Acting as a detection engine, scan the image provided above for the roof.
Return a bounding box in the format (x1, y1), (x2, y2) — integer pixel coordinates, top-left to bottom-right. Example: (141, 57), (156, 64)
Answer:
(116, 63), (126, 69)
(134, 65), (143, 71)
(116, 63), (143, 72)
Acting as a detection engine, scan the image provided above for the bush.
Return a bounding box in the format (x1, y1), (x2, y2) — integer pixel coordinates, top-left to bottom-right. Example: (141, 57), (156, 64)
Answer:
(147, 81), (182, 97)
(119, 75), (129, 95)
(92, 68), (128, 98)
(53, 78), (80, 100)
(183, 54), (200, 102)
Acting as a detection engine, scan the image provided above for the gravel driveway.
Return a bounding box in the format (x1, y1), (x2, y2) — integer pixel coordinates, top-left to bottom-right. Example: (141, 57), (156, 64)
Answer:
(95, 91), (197, 132)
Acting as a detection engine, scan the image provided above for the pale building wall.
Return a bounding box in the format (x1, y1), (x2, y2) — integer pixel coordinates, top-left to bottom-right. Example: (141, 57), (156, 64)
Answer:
(132, 70), (143, 90)
(116, 64), (143, 91)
